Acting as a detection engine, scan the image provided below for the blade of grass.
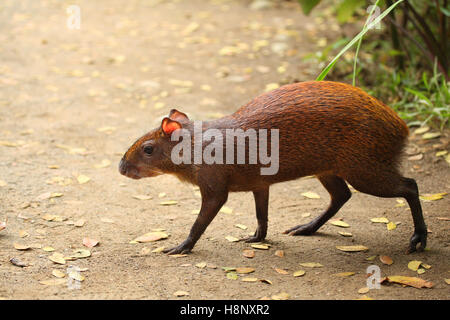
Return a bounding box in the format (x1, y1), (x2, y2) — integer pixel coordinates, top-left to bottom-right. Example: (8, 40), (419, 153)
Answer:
(316, 0), (404, 81)
(353, 0), (381, 86)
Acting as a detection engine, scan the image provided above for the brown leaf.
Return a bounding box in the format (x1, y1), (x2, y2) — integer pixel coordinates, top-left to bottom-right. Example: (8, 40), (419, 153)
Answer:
(274, 268), (289, 275)
(380, 255), (393, 265)
(242, 249), (255, 258)
(274, 250), (284, 257)
(82, 237), (99, 248)
(236, 267), (255, 274)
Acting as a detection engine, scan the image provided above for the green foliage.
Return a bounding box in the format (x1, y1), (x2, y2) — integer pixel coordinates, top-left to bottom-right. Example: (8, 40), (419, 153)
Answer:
(297, 0), (321, 15)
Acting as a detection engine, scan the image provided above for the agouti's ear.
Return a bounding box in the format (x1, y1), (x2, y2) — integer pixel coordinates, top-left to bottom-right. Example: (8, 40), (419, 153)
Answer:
(169, 109), (189, 122)
(161, 117), (182, 136)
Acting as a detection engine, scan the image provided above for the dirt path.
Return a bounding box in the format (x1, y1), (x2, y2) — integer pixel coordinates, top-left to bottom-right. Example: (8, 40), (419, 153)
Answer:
(0, 0), (449, 300)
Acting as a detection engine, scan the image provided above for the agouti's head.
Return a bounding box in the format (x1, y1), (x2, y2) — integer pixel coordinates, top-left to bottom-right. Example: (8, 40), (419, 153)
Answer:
(119, 109), (190, 179)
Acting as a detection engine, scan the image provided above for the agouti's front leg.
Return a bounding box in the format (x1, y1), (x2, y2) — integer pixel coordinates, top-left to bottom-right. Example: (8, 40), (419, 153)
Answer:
(164, 186), (228, 255)
(241, 188), (269, 243)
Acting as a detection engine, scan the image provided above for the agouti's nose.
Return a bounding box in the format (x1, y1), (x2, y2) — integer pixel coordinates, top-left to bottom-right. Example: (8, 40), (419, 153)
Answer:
(118, 158), (128, 176)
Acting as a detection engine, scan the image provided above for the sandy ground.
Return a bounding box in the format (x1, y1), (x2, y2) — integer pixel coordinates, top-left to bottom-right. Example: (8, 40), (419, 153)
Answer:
(0, 0), (449, 300)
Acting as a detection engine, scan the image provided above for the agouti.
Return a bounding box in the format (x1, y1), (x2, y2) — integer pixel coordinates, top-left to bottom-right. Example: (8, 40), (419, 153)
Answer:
(119, 81), (426, 255)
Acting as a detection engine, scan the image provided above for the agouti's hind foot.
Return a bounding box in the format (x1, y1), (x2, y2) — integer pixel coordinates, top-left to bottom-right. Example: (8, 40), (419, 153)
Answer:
(163, 239), (194, 255)
(283, 223), (316, 236)
(406, 230), (427, 254)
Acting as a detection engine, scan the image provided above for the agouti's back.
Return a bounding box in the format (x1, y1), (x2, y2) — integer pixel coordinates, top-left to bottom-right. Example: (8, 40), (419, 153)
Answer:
(230, 81), (409, 183)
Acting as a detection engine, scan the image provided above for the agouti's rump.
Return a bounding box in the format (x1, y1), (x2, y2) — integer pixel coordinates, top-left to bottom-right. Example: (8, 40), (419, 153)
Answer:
(119, 81), (426, 256)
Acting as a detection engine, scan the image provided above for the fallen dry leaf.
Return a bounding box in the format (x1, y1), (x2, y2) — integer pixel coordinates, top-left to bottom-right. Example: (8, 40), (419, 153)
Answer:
(299, 262), (323, 268)
(82, 237), (99, 248)
(242, 249), (255, 258)
(160, 200), (178, 206)
(52, 269), (66, 278)
(242, 277), (258, 282)
(370, 217), (389, 223)
(225, 235), (240, 242)
(0, 219), (7, 232)
(132, 195), (152, 200)
(334, 272), (355, 277)
(227, 272), (238, 280)
(13, 243), (30, 251)
(274, 250), (284, 257)
(301, 191), (320, 199)
(380, 255), (393, 265)
(420, 193), (447, 201)
(251, 243), (269, 250)
(338, 231), (353, 237)
(235, 224), (247, 230)
(132, 231), (169, 243)
(383, 275), (433, 288)
(219, 206), (233, 214)
(330, 220), (350, 228)
(49, 252), (66, 265)
(293, 270), (306, 277)
(274, 268), (289, 275)
(77, 175), (91, 184)
(336, 245), (369, 252)
(39, 279), (67, 286)
(271, 292), (290, 300)
(387, 222), (397, 231)
(408, 260), (422, 271)
(236, 267), (255, 274)
(358, 287), (370, 294)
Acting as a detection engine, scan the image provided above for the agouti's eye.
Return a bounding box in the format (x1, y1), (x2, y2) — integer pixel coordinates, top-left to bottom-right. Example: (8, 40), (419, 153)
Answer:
(143, 145), (154, 155)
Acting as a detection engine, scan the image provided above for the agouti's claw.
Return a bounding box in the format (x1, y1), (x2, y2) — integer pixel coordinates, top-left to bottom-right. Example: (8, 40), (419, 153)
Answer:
(163, 240), (193, 255)
(406, 230), (427, 254)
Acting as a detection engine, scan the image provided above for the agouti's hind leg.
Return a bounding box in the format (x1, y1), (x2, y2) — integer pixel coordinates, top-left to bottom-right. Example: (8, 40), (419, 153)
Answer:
(242, 188), (269, 243)
(346, 173), (427, 253)
(284, 175), (351, 236)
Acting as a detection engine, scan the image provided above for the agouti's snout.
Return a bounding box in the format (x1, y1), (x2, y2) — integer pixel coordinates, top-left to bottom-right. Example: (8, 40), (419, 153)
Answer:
(119, 158), (141, 180)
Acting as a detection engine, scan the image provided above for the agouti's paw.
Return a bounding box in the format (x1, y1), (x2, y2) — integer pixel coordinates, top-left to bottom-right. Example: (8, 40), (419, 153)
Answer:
(163, 240), (193, 255)
(283, 223), (316, 236)
(406, 230), (427, 254)
(241, 229), (266, 243)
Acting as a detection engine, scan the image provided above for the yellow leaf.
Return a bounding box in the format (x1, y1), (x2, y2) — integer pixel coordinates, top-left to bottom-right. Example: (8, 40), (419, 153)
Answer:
(133, 231), (169, 243)
(39, 278), (67, 286)
(225, 235), (239, 242)
(274, 268), (289, 275)
(330, 220), (350, 228)
(420, 193), (447, 201)
(271, 292), (290, 300)
(236, 267), (255, 274)
(299, 262), (323, 268)
(68, 271), (85, 282)
(336, 245), (369, 252)
(301, 191), (321, 199)
(408, 260), (422, 271)
(387, 222), (397, 231)
(334, 272), (355, 277)
(13, 243), (30, 250)
(52, 269), (66, 278)
(358, 287), (370, 294)
(384, 275), (433, 288)
(251, 243), (269, 250)
(242, 277), (258, 282)
(338, 231), (353, 237)
(265, 83), (279, 92)
(219, 206), (233, 214)
(274, 250), (284, 257)
(49, 252), (66, 265)
(293, 270), (306, 277)
(42, 246), (55, 252)
(77, 175), (91, 184)
(370, 217), (389, 223)
(422, 132), (441, 140)
(235, 224), (247, 230)
(160, 200), (178, 206)
(132, 195), (152, 200)
(195, 262), (207, 269)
